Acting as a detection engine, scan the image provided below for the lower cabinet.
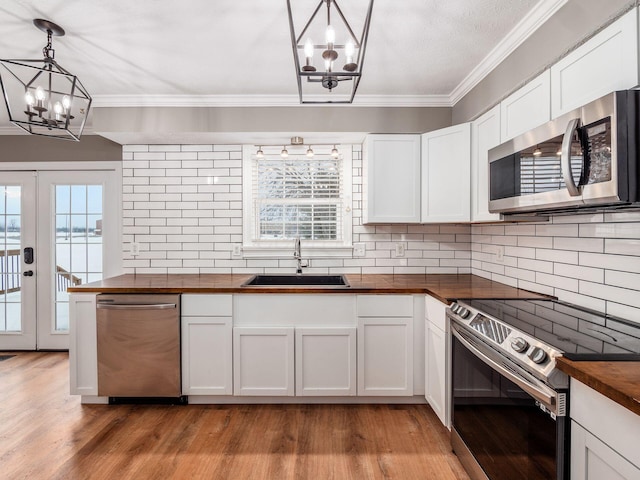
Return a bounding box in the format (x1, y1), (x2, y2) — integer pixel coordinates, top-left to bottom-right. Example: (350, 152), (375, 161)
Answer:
(181, 316), (233, 395)
(570, 379), (640, 480)
(571, 421), (640, 480)
(357, 317), (414, 396)
(233, 327), (295, 396)
(424, 295), (450, 427)
(295, 327), (357, 396)
(69, 293), (98, 396)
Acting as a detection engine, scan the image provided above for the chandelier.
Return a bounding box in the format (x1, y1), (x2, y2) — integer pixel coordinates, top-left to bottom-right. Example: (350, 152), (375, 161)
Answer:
(0, 19), (91, 141)
(286, 0), (374, 104)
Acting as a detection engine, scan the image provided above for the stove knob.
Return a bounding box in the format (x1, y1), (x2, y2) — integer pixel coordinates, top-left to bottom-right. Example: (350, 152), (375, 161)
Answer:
(459, 308), (470, 319)
(451, 303), (460, 313)
(511, 337), (529, 353)
(528, 347), (547, 364)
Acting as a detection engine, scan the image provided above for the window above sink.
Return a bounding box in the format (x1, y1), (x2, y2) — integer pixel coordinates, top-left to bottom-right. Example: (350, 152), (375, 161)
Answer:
(241, 145), (353, 258)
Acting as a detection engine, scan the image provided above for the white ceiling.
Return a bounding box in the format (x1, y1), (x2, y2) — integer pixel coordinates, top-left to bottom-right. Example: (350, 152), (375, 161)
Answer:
(0, 0), (553, 108)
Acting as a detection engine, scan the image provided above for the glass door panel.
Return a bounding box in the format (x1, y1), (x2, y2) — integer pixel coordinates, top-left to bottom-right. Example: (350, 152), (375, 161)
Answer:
(0, 174), (37, 350)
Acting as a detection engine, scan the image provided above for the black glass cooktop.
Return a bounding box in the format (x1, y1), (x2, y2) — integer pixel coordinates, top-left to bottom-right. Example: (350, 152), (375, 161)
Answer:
(459, 298), (640, 361)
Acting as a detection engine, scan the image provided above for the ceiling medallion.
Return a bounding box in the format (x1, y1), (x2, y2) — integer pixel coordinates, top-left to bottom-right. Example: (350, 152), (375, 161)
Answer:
(287, 0), (374, 104)
(0, 19), (91, 141)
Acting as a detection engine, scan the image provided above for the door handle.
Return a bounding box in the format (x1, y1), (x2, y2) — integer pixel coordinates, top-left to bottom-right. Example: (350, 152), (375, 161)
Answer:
(23, 270), (34, 277)
(561, 117), (582, 197)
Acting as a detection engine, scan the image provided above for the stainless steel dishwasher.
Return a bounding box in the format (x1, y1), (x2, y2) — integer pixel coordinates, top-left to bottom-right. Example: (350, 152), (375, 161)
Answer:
(96, 294), (182, 399)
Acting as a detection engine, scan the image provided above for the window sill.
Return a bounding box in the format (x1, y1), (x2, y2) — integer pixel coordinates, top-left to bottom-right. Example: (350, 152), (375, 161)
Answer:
(241, 245), (354, 259)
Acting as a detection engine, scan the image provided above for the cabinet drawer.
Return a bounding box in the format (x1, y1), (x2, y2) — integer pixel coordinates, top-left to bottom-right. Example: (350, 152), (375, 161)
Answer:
(182, 294), (233, 316)
(425, 295), (448, 331)
(357, 295), (413, 317)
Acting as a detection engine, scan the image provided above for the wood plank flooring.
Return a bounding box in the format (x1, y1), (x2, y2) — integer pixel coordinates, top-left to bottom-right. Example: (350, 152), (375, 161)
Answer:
(0, 352), (469, 480)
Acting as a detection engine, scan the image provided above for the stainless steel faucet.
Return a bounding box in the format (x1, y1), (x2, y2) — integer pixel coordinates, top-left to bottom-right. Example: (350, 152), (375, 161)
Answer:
(294, 236), (303, 274)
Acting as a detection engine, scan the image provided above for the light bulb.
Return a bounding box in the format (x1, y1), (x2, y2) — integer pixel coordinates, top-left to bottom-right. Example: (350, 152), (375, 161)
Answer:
(306, 146), (314, 158)
(304, 38), (314, 59)
(345, 40), (355, 60)
(256, 147), (264, 158)
(62, 95), (71, 110)
(533, 146), (542, 156)
(54, 102), (63, 114)
(281, 147), (289, 158)
(331, 145), (339, 158)
(35, 86), (45, 101)
(25, 91), (35, 107)
(325, 25), (335, 45)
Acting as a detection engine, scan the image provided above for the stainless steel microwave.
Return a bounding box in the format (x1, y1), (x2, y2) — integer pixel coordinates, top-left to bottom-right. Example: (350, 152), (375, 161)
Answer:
(488, 90), (640, 214)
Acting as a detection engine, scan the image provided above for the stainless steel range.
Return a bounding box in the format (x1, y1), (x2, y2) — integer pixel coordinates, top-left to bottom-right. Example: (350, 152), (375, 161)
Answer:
(447, 298), (640, 480)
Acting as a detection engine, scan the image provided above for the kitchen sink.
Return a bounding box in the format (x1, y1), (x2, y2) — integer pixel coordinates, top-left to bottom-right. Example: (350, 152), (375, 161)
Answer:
(241, 274), (350, 287)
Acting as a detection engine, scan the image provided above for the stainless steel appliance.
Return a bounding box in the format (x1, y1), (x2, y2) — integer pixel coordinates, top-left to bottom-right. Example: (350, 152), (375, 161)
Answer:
(96, 294), (182, 400)
(489, 90), (640, 214)
(448, 298), (640, 480)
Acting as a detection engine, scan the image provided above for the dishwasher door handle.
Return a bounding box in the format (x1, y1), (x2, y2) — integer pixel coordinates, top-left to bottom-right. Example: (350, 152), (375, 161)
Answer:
(96, 303), (176, 310)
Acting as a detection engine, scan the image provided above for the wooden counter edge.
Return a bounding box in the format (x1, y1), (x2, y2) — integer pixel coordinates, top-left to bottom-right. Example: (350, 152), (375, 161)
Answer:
(556, 357), (640, 417)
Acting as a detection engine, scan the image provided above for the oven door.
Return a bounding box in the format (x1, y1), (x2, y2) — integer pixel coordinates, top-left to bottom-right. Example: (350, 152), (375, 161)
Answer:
(450, 323), (567, 480)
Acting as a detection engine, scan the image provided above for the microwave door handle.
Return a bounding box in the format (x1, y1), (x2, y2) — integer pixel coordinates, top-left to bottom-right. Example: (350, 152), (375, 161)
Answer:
(561, 117), (582, 196)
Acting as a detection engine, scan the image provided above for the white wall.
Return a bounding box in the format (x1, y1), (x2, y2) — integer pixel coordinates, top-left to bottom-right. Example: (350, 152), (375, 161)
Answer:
(121, 144), (472, 275)
(471, 212), (640, 324)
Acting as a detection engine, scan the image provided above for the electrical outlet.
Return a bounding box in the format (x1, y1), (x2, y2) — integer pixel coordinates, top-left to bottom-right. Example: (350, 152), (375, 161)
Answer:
(353, 243), (366, 257)
(495, 245), (504, 263)
(232, 244), (242, 257)
(130, 242), (140, 256)
(395, 243), (406, 257)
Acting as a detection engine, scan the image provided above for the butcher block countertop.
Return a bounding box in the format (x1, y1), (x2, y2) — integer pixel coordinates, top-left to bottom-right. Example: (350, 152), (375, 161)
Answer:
(67, 273), (547, 304)
(557, 357), (640, 417)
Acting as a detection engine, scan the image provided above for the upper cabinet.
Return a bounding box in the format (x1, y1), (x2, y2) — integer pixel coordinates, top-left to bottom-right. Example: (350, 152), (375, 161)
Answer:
(551, 8), (639, 118)
(471, 105), (502, 222)
(500, 70), (551, 142)
(363, 135), (421, 224)
(421, 124), (471, 223)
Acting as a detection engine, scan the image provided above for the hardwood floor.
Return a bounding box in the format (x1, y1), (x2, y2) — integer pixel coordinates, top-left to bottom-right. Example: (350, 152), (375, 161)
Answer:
(0, 352), (469, 480)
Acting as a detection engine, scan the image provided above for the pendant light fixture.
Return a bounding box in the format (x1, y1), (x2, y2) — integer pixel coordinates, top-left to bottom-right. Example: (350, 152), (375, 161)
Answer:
(287, 0), (374, 104)
(0, 19), (91, 141)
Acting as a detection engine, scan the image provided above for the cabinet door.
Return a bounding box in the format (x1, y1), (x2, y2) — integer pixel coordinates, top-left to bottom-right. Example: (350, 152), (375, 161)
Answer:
(571, 421), (640, 480)
(426, 321), (449, 427)
(551, 9), (638, 118)
(471, 105), (502, 222)
(421, 123), (471, 223)
(363, 134), (421, 223)
(500, 70), (551, 142)
(69, 293), (98, 396)
(295, 327), (357, 396)
(357, 317), (413, 396)
(233, 327), (295, 396)
(181, 316), (232, 395)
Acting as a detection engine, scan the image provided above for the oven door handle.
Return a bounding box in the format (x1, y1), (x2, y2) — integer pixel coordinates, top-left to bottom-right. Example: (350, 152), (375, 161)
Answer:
(451, 326), (558, 412)
(96, 303), (176, 310)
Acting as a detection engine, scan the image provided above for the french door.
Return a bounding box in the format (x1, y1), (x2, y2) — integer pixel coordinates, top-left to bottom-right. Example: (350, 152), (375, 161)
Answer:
(0, 165), (120, 350)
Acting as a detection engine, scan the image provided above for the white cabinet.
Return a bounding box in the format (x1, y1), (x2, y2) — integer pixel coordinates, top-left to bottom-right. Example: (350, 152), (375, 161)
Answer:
(363, 134), (421, 224)
(551, 9), (639, 118)
(295, 327), (357, 396)
(357, 295), (414, 396)
(424, 295), (450, 428)
(471, 105), (502, 222)
(69, 293), (98, 396)
(181, 294), (233, 395)
(500, 69), (551, 141)
(233, 327), (295, 396)
(572, 421), (640, 480)
(421, 123), (471, 223)
(570, 379), (640, 479)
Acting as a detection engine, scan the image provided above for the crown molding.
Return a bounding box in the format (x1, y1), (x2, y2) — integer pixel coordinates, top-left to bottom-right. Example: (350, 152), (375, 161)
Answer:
(449, 0), (569, 105)
(92, 94), (452, 108)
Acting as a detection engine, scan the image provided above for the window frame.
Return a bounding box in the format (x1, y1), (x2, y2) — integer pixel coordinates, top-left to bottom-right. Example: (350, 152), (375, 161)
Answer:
(242, 145), (352, 258)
